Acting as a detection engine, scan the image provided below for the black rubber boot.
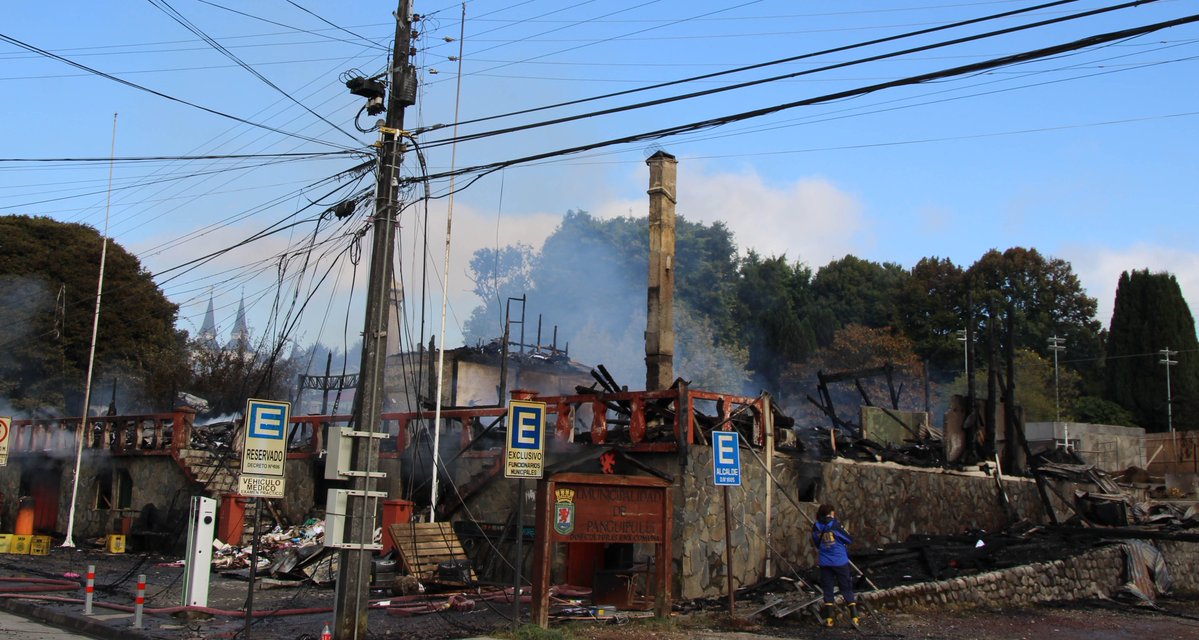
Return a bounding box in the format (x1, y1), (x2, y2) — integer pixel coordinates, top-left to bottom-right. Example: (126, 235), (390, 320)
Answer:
(822, 603), (835, 628)
(849, 602), (860, 628)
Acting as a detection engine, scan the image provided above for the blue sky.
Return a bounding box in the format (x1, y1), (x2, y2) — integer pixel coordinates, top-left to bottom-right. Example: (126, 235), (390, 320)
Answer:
(2, 0), (1197, 355)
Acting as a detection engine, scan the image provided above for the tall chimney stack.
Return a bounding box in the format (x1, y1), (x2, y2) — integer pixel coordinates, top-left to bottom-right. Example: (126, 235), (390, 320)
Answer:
(645, 151), (677, 391)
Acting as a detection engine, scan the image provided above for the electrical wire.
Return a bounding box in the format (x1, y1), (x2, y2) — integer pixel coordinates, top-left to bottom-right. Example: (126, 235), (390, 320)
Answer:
(146, 0), (364, 145)
(405, 11), (1199, 189)
(415, 0), (1142, 148)
(0, 31), (357, 150)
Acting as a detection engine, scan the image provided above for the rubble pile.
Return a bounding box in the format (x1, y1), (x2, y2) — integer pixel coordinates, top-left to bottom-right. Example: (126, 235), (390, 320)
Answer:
(212, 518), (334, 582)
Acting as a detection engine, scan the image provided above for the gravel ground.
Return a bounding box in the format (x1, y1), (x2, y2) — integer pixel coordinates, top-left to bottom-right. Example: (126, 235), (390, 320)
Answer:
(2, 546), (1197, 640)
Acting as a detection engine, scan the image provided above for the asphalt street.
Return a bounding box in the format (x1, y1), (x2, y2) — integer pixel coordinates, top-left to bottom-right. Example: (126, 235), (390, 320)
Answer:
(0, 610), (96, 639)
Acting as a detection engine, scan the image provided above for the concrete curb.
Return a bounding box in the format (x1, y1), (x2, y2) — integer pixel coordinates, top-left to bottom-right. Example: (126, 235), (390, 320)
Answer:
(0, 595), (152, 640)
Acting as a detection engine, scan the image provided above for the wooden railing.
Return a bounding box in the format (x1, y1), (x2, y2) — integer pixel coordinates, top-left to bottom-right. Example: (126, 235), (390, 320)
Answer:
(7, 387), (769, 459)
(7, 409), (195, 456)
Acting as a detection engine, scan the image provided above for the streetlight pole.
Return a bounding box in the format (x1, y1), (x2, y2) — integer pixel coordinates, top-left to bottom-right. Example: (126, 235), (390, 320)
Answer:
(956, 328), (968, 380)
(1047, 336), (1066, 423)
(1160, 347), (1178, 433)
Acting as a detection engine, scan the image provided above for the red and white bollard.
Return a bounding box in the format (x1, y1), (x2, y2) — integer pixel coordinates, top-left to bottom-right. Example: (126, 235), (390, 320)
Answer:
(133, 574), (145, 629)
(321, 622), (332, 640)
(84, 565), (95, 615)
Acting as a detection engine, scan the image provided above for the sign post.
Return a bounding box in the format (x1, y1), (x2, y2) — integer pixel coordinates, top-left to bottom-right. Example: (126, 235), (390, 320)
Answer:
(505, 400), (545, 625)
(236, 398), (291, 636)
(712, 431), (741, 614)
(0, 416), (10, 466)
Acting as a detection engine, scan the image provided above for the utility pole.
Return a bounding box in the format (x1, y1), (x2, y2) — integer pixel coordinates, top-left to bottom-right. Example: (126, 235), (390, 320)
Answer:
(1160, 347), (1178, 433)
(1047, 335), (1065, 423)
(332, 2), (414, 638)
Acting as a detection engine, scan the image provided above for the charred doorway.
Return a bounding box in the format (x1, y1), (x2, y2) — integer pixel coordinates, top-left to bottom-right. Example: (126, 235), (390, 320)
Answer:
(19, 459), (63, 533)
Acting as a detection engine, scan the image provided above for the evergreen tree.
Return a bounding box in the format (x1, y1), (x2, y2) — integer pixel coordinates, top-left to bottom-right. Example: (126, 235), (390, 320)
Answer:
(1105, 269), (1199, 431)
(0, 215), (186, 413)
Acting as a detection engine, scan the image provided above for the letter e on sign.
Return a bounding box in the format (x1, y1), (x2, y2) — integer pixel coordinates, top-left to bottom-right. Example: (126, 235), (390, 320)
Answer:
(711, 431), (741, 486)
(505, 400), (545, 479)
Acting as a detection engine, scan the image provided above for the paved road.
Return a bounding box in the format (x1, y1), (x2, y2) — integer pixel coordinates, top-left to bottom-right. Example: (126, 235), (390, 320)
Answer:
(0, 610), (95, 639)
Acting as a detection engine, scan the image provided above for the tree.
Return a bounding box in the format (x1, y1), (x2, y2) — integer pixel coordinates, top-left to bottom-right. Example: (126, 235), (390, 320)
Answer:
(732, 252), (824, 391)
(947, 348), (1080, 423)
(965, 248), (1103, 392)
(462, 243), (534, 343)
(895, 257), (967, 376)
(187, 332), (302, 417)
(1104, 269), (1199, 431)
(811, 255), (909, 344)
(0, 215), (185, 413)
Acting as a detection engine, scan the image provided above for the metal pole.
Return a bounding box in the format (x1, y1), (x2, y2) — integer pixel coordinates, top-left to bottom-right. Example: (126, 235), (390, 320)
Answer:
(133, 574), (145, 629)
(1048, 336), (1065, 424)
(723, 485), (735, 615)
(244, 498), (261, 637)
(1160, 347), (1178, 433)
(513, 478), (524, 626)
(84, 565), (94, 615)
(64, 113), (118, 548)
(430, 0), (467, 524)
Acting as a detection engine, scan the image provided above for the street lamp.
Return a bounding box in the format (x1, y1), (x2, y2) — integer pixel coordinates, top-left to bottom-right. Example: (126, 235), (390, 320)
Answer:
(1160, 347), (1178, 433)
(1047, 336), (1066, 423)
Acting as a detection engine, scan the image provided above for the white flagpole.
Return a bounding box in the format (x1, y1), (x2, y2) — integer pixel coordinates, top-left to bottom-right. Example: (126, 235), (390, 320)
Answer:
(63, 113), (117, 547)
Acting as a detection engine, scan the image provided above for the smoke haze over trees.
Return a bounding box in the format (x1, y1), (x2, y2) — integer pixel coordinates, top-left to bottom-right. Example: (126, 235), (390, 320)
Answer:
(462, 210), (1188, 429)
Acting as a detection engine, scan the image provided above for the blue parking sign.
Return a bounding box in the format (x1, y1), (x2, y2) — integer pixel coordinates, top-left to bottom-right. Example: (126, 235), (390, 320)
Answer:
(505, 400), (545, 478)
(712, 431), (741, 486)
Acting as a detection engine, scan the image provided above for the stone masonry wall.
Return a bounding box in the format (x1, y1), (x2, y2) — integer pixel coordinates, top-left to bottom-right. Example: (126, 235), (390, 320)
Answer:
(675, 450), (1048, 599)
(861, 540), (1199, 611)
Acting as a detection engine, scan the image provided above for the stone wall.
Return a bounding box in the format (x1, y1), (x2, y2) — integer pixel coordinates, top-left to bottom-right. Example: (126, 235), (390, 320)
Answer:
(861, 540), (1199, 610)
(674, 450), (1048, 599)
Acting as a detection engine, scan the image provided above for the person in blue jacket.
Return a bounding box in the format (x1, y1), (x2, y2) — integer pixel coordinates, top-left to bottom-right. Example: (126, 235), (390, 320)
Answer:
(811, 503), (858, 627)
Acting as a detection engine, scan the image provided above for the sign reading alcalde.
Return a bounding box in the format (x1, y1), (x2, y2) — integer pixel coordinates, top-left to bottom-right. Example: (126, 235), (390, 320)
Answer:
(505, 400), (545, 479)
(239, 398), (291, 498)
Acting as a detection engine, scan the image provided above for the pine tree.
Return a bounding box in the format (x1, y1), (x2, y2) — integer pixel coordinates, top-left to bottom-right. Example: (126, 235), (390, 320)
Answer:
(1104, 270), (1199, 431)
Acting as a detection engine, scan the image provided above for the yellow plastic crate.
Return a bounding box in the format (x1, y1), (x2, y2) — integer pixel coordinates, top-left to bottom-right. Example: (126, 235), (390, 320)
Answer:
(30, 535), (51, 556)
(0, 534), (11, 553)
(10, 535), (32, 554)
(107, 534), (126, 554)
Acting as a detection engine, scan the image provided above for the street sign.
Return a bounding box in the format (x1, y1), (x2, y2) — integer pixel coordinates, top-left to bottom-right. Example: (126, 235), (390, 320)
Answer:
(505, 400), (545, 479)
(712, 431), (741, 486)
(240, 398), (291, 477)
(239, 399), (291, 498)
(0, 416), (10, 466)
(238, 475), (286, 498)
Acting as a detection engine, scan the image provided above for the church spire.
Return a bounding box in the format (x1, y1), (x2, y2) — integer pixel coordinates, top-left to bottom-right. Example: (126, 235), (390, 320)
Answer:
(199, 294), (218, 346)
(227, 293), (249, 349)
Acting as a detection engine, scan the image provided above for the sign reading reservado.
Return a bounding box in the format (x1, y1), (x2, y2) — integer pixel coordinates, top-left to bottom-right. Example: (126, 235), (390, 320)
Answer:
(239, 398), (291, 498)
(505, 400), (545, 479)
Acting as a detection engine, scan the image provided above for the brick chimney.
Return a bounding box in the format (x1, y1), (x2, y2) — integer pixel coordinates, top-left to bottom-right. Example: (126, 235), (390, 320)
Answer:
(645, 151), (677, 391)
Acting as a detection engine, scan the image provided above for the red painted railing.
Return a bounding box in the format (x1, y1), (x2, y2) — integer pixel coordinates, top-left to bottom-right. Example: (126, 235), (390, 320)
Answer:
(6, 386), (768, 458)
(7, 409), (195, 456)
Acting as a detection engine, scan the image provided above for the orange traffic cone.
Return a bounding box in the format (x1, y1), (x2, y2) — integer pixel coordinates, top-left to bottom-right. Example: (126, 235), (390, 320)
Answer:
(321, 622), (332, 640)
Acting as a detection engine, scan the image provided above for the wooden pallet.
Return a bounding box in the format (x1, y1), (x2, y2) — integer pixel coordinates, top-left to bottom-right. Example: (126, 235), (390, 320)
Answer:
(388, 522), (476, 583)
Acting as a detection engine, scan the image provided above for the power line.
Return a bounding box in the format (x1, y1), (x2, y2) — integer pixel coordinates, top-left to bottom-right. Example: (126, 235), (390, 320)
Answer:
(417, 0), (1139, 147)
(284, 0), (384, 51)
(146, 0), (363, 144)
(0, 151), (355, 163)
(415, 0), (1086, 133)
(0, 31), (357, 150)
(406, 11), (1199, 187)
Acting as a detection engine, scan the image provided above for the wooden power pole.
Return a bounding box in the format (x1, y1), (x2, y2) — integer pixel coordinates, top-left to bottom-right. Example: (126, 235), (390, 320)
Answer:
(332, 1), (414, 638)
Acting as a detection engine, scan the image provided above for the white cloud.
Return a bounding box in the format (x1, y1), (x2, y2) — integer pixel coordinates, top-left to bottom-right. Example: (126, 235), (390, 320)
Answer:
(593, 163), (865, 267)
(1066, 243), (1199, 328)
